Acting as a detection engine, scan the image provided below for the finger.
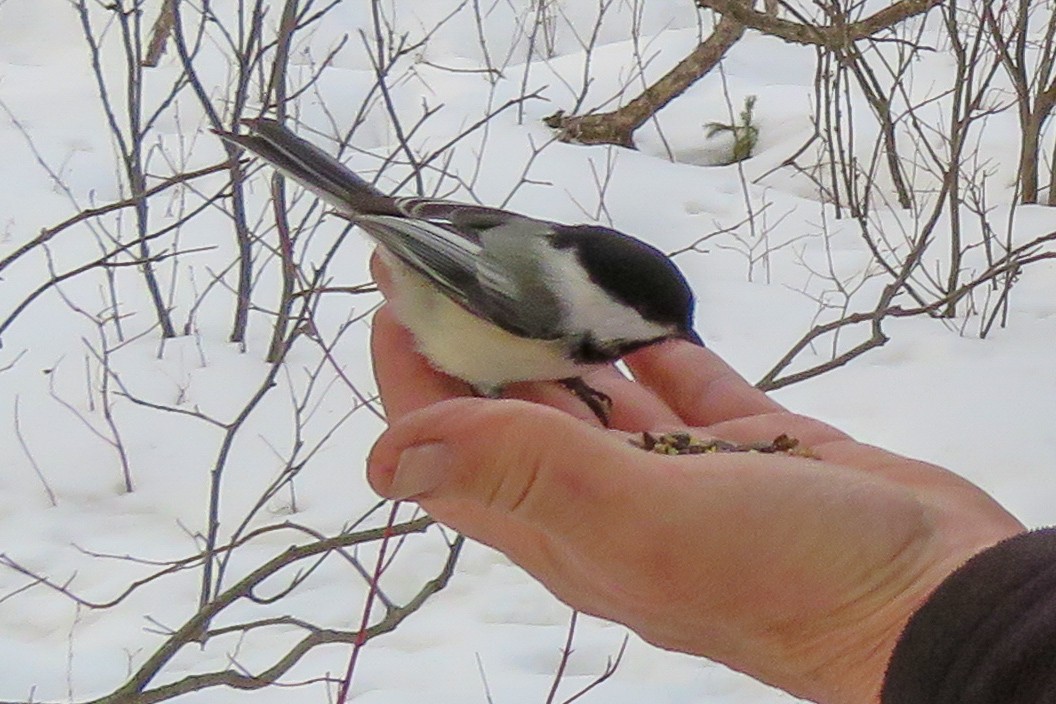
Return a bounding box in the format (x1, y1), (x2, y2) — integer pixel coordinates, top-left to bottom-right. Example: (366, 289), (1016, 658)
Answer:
(367, 398), (663, 542)
(579, 367), (687, 430)
(502, 377), (608, 427)
(704, 410), (852, 449)
(371, 304), (471, 419)
(624, 340), (783, 426)
(369, 250), (392, 295)
(505, 366), (684, 430)
(703, 414), (1023, 538)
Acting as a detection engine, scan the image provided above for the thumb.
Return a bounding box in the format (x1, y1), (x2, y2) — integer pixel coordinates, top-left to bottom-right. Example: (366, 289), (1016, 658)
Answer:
(367, 397), (654, 536)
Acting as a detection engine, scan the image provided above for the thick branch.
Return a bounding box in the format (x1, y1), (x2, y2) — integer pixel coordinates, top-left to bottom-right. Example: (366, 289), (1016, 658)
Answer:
(545, 14), (745, 147)
(695, 0), (942, 48)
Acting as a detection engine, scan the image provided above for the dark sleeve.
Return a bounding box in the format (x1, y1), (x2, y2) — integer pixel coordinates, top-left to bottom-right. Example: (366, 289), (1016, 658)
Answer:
(881, 527), (1056, 703)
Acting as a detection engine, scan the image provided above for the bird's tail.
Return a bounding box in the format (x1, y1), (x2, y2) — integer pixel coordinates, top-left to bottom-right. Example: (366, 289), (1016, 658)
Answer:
(214, 118), (399, 216)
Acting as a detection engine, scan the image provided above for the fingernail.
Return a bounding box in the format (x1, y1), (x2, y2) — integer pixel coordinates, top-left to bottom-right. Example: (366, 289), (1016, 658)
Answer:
(387, 443), (452, 499)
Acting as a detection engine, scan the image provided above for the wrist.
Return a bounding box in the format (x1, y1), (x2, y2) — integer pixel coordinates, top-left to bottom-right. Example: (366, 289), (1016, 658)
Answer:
(770, 522), (1023, 703)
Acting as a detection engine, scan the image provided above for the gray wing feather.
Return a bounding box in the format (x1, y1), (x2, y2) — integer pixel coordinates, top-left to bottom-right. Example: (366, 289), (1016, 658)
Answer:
(357, 215), (483, 310)
(360, 213), (564, 340)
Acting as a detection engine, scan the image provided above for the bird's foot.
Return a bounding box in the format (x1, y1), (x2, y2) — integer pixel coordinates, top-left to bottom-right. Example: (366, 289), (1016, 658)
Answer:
(560, 377), (613, 427)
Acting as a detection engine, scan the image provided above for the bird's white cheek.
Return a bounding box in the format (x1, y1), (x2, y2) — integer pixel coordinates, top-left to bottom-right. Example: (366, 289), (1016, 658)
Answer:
(547, 249), (674, 344)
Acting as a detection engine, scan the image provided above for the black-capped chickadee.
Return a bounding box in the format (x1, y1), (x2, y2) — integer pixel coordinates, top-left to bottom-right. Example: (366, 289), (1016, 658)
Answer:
(216, 118), (701, 424)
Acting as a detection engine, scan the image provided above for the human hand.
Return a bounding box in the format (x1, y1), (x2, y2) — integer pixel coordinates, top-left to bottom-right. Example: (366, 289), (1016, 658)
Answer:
(365, 267), (1024, 703)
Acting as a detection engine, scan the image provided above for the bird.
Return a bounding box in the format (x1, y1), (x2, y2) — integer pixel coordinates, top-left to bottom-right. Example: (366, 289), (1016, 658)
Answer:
(215, 118), (701, 424)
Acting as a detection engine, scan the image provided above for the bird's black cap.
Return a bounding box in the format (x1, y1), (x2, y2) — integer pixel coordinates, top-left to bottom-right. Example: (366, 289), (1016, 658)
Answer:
(551, 224), (697, 337)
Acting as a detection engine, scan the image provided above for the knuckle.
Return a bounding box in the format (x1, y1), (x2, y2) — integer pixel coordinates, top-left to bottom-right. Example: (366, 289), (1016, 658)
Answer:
(466, 401), (573, 517)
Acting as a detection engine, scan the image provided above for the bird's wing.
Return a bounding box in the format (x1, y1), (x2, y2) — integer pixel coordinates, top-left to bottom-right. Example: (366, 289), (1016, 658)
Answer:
(357, 208), (565, 340)
(356, 213), (483, 309)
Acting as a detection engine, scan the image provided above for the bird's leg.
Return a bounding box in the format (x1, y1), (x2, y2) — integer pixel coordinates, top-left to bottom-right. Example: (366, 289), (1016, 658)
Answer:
(560, 377), (612, 427)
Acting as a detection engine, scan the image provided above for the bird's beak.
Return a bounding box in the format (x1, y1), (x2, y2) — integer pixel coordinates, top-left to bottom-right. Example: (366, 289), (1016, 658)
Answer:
(681, 329), (705, 347)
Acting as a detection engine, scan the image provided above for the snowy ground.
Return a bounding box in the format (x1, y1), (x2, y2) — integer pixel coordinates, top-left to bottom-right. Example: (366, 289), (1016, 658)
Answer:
(0, 2), (1054, 703)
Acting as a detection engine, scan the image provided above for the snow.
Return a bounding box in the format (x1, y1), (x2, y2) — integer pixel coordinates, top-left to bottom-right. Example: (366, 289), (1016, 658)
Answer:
(0, 1), (1054, 703)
